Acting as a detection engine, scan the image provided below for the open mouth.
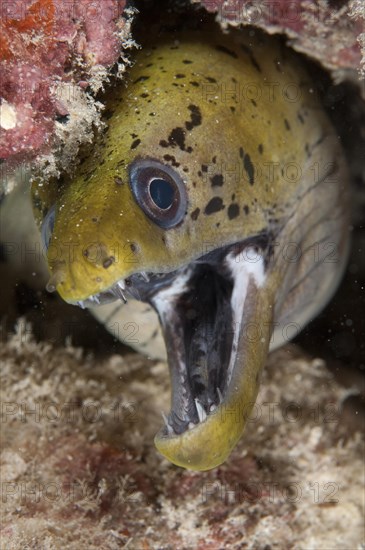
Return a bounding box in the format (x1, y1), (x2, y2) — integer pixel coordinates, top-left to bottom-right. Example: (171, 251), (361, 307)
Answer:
(76, 235), (270, 440)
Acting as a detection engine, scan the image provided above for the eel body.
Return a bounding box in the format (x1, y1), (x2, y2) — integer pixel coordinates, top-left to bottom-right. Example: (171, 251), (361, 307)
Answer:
(32, 24), (350, 470)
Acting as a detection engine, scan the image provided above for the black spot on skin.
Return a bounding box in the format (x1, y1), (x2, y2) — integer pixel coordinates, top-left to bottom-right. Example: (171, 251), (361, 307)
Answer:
(170, 128), (185, 149)
(216, 45), (238, 59)
(205, 76), (217, 83)
(185, 104), (202, 131)
(114, 176), (123, 185)
(191, 207), (200, 220)
(175, 74), (186, 78)
(163, 154), (180, 167)
(240, 148), (255, 185)
(230, 106), (236, 113)
(211, 174), (224, 187)
(201, 165), (208, 173)
(140, 92), (149, 98)
(212, 156), (217, 164)
(216, 222), (220, 228)
(244, 155), (254, 185)
(91, 217), (99, 223)
(305, 143), (311, 158)
(284, 118), (291, 131)
(298, 112), (304, 124)
(251, 99), (257, 107)
(240, 44), (261, 72)
(130, 243), (138, 253)
(258, 143), (264, 155)
(134, 75), (150, 84)
(183, 59), (193, 64)
(243, 205), (250, 215)
(103, 256), (115, 269)
(190, 81), (200, 87)
(231, 194), (236, 201)
(183, 167), (189, 173)
(131, 139), (141, 150)
(228, 203), (240, 220)
(204, 197), (225, 215)
(130, 133), (138, 138)
(146, 63), (153, 68)
(160, 127), (188, 151)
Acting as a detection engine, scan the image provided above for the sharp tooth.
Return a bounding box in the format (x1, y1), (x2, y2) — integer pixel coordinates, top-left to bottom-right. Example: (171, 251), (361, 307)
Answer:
(114, 284), (127, 303)
(194, 399), (207, 423)
(210, 404), (217, 412)
(188, 422), (196, 430)
(161, 412), (174, 435)
(92, 295), (100, 304)
(217, 388), (223, 404)
(140, 271), (150, 282)
(117, 280), (126, 290)
(77, 301), (85, 309)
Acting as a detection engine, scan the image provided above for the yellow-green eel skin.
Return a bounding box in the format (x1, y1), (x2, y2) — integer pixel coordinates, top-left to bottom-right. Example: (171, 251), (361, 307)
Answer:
(33, 24), (350, 470)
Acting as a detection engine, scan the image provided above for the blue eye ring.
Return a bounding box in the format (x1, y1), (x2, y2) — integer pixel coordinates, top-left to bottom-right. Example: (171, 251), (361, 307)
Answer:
(41, 205), (56, 250)
(129, 158), (187, 229)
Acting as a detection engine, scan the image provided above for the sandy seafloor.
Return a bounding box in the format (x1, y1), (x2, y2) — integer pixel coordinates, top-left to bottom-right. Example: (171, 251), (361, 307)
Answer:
(0, 185), (364, 549)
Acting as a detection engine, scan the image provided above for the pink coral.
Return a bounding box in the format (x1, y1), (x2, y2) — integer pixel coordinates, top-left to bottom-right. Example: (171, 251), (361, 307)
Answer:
(0, 0), (126, 164)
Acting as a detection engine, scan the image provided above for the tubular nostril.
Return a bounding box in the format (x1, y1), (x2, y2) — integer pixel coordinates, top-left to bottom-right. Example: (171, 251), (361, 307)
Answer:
(46, 269), (65, 293)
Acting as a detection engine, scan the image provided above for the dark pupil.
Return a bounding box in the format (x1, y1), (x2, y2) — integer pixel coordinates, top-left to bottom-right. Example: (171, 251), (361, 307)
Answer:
(149, 178), (175, 210)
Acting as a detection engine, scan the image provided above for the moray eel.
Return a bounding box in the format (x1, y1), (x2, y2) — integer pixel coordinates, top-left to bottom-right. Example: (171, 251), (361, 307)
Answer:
(32, 24), (350, 470)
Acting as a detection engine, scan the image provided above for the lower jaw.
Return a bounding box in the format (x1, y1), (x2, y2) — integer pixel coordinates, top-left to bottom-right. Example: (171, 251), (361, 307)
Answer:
(69, 239), (275, 470)
(154, 274), (274, 471)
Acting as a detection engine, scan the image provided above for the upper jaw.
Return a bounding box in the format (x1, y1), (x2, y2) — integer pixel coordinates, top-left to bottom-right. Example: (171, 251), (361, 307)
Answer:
(68, 235), (274, 470)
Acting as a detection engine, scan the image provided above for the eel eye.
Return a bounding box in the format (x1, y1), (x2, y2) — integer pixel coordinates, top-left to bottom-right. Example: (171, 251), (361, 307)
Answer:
(41, 205), (56, 250)
(149, 178), (175, 210)
(129, 158), (187, 229)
